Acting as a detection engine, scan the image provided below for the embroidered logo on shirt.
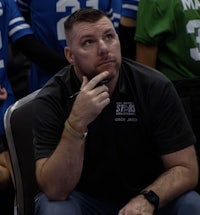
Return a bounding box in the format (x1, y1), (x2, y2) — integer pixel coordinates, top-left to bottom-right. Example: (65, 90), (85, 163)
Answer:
(115, 102), (138, 122)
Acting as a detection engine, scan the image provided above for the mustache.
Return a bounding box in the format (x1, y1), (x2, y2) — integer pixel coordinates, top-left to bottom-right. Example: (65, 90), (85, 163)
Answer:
(97, 59), (115, 67)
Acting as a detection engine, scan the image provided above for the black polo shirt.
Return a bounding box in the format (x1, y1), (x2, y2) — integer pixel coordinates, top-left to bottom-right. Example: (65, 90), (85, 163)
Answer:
(33, 58), (195, 202)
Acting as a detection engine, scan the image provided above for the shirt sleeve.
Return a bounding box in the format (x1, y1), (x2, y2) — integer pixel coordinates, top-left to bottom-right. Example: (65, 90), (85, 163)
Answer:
(149, 77), (196, 154)
(121, 0), (139, 19)
(32, 88), (66, 160)
(8, 0), (32, 42)
(134, 0), (175, 45)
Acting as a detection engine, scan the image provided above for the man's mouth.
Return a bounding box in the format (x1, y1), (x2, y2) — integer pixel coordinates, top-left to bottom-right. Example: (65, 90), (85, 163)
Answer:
(98, 60), (114, 67)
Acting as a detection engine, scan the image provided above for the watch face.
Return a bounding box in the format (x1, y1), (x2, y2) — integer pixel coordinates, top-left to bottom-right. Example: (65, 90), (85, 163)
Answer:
(141, 190), (159, 210)
(147, 191), (158, 202)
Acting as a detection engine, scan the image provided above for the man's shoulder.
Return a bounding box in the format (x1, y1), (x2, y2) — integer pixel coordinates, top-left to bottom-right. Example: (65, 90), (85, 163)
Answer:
(122, 58), (171, 85)
(35, 66), (71, 99)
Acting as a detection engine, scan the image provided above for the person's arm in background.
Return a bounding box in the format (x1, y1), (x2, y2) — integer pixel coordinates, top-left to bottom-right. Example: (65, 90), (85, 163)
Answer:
(118, 0), (139, 60)
(0, 151), (10, 190)
(134, 0), (161, 68)
(9, 0), (69, 75)
(14, 35), (69, 74)
(136, 42), (158, 68)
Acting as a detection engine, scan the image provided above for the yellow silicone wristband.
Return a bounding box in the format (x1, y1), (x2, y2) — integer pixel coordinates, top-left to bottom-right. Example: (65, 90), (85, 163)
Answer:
(65, 120), (87, 139)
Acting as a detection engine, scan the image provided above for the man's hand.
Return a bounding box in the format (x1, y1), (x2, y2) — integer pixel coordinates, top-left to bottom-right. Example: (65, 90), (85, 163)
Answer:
(118, 194), (155, 215)
(68, 71), (110, 131)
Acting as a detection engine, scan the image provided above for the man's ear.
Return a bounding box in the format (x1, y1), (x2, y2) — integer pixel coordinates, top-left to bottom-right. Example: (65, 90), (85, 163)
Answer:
(64, 46), (74, 64)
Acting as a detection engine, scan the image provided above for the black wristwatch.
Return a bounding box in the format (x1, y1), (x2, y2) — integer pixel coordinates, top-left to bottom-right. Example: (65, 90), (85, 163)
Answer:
(140, 190), (159, 211)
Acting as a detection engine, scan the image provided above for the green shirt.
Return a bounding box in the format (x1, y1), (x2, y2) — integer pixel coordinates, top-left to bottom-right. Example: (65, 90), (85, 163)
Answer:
(135, 0), (200, 80)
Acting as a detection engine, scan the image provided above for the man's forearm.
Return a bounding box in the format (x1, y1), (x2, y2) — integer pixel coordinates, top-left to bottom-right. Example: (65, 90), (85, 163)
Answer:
(36, 129), (86, 201)
(139, 145), (198, 208)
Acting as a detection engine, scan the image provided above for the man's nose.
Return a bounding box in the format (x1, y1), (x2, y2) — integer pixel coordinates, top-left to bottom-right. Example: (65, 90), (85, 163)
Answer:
(98, 40), (109, 55)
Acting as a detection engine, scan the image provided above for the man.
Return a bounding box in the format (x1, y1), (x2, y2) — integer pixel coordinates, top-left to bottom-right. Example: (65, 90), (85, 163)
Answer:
(33, 8), (200, 215)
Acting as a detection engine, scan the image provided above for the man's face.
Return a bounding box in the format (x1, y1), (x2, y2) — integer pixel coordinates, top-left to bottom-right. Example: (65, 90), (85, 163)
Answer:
(65, 16), (121, 82)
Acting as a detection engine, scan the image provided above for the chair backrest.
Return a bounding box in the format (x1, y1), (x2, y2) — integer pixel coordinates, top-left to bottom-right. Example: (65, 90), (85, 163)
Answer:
(4, 89), (41, 215)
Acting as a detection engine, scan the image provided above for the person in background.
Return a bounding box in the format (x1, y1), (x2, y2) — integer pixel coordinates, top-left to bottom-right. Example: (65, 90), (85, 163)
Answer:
(0, 0), (67, 194)
(134, 0), (200, 192)
(16, 0), (122, 92)
(118, 0), (139, 60)
(33, 8), (200, 215)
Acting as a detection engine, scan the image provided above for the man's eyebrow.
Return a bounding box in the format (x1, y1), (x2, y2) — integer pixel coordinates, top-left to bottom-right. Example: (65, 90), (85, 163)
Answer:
(78, 27), (115, 41)
(104, 28), (116, 35)
(78, 34), (94, 42)
(80, 34), (93, 39)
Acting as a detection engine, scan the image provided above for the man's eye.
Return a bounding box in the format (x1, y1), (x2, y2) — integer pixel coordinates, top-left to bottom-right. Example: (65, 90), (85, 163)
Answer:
(105, 34), (114, 40)
(84, 40), (93, 46)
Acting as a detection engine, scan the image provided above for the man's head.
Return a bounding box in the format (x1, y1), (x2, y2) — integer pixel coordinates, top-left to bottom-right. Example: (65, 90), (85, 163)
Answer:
(64, 8), (121, 86)
(64, 8), (107, 44)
